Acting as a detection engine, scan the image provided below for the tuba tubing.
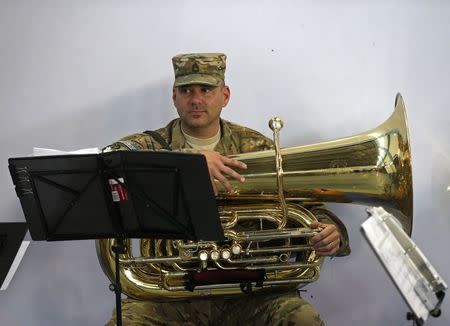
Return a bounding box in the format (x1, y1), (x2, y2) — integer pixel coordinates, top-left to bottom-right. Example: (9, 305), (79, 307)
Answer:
(96, 93), (413, 300)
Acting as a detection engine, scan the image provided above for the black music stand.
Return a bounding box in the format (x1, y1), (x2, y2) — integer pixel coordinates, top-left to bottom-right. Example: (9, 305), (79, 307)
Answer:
(8, 151), (224, 326)
(0, 223), (29, 291)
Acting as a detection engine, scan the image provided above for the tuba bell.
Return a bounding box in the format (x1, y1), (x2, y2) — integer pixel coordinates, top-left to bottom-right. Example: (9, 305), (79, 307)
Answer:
(96, 93), (413, 300)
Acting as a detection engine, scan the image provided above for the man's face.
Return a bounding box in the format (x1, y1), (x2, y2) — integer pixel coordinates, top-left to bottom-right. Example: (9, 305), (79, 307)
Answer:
(172, 84), (230, 136)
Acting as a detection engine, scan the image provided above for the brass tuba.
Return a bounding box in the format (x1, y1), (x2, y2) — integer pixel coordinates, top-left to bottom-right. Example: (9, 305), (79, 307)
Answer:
(96, 93), (413, 300)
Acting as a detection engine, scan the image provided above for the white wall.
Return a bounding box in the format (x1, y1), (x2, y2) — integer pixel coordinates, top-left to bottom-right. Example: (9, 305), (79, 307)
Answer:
(1, 1), (449, 325)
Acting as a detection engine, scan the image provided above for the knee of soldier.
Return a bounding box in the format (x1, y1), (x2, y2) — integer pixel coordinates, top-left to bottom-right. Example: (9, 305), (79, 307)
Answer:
(281, 303), (324, 326)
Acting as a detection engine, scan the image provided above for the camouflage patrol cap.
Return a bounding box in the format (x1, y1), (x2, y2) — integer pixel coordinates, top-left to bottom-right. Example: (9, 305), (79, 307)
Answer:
(172, 53), (226, 87)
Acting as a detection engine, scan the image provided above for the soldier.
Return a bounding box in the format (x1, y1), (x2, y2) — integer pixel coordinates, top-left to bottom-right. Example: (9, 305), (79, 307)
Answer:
(104, 53), (350, 325)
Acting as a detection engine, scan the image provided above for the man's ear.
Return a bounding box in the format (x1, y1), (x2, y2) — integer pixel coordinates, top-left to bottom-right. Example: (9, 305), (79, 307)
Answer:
(172, 88), (177, 102)
(222, 85), (231, 107)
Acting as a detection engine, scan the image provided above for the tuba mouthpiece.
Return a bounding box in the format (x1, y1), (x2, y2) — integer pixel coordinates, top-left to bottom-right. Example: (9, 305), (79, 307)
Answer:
(268, 117), (283, 132)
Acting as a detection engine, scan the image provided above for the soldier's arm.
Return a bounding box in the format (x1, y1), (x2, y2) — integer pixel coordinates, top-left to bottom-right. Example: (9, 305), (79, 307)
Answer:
(103, 133), (167, 152)
(103, 134), (247, 194)
(240, 136), (274, 153)
(309, 206), (351, 257)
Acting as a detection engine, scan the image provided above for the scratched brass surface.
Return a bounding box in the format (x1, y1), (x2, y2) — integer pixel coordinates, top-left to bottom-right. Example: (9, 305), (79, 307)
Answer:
(219, 93), (413, 236)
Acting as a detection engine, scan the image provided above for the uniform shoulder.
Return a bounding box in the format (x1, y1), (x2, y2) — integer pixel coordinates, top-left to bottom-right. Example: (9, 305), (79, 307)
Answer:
(222, 119), (274, 153)
(224, 120), (269, 139)
(103, 119), (179, 152)
(103, 132), (152, 152)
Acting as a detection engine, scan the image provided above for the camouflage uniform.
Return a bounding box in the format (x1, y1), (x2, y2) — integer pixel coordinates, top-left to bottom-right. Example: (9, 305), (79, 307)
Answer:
(104, 118), (274, 155)
(104, 119), (350, 326)
(106, 291), (324, 326)
(104, 53), (350, 325)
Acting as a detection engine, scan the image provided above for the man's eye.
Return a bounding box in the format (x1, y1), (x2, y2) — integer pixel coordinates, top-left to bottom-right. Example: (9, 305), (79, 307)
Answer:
(202, 88), (212, 93)
(180, 88), (191, 94)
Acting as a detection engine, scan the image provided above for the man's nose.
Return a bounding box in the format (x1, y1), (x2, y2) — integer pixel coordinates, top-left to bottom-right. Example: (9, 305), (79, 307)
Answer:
(189, 90), (203, 104)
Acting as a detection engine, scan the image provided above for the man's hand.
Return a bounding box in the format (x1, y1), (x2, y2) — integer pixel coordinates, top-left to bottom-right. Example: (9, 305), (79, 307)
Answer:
(200, 150), (247, 195)
(309, 221), (341, 257)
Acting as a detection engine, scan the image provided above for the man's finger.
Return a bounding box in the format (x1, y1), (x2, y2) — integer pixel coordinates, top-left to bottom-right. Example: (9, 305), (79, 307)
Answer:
(215, 173), (234, 193)
(315, 239), (340, 256)
(310, 224), (337, 244)
(221, 165), (245, 182)
(313, 232), (339, 249)
(223, 157), (247, 169)
(314, 237), (340, 251)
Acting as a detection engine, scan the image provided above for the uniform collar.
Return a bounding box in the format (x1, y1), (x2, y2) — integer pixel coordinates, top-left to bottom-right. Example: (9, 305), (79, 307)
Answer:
(169, 118), (239, 155)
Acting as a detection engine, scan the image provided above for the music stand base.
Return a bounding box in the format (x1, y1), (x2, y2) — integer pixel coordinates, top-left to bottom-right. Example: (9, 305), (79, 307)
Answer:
(110, 239), (126, 326)
(406, 312), (424, 326)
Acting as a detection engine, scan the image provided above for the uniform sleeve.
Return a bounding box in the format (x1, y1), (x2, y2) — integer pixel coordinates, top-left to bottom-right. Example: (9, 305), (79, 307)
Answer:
(309, 206), (351, 257)
(103, 133), (168, 152)
(236, 128), (274, 153)
(240, 135), (274, 153)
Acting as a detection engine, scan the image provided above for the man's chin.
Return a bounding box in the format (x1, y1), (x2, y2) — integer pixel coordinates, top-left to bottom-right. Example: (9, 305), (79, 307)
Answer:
(184, 119), (208, 129)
